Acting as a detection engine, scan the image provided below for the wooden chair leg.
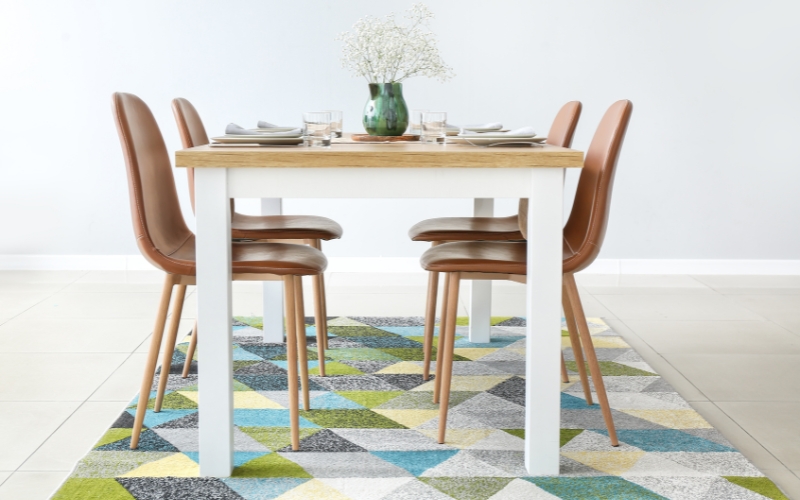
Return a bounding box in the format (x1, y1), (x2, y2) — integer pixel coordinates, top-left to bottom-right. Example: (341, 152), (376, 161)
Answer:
(319, 271), (329, 351)
(154, 284), (187, 412)
(422, 271), (439, 381)
(563, 285), (594, 405)
(433, 272), (451, 404)
(564, 273), (618, 446)
(294, 276), (310, 411)
(312, 271), (327, 377)
(310, 242), (327, 377)
(182, 320), (197, 379)
(561, 351), (570, 384)
(437, 272), (460, 444)
(131, 275), (175, 449)
(309, 239), (329, 352)
(283, 276), (300, 451)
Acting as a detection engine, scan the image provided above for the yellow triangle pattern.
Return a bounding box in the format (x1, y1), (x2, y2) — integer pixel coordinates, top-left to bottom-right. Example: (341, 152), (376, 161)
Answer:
(372, 409), (439, 428)
(176, 391), (199, 404)
(591, 336), (630, 348)
(416, 428), (493, 448)
(621, 409), (713, 429)
(120, 453), (199, 477)
(276, 479), (350, 499)
(176, 391), (284, 409)
(235, 391), (285, 409)
(453, 348), (497, 360)
(412, 375), (510, 392)
(562, 451), (646, 475)
(376, 361), (424, 374)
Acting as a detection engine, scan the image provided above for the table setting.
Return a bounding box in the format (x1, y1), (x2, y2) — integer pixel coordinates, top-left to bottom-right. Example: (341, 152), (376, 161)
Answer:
(205, 2), (545, 150)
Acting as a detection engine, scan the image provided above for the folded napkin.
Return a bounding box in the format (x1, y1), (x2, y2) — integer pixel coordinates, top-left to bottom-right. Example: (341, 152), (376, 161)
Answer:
(446, 124), (461, 131)
(225, 123), (302, 136)
(463, 122), (503, 130)
(461, 126), (536, 138)
(257, 121), (280, 129)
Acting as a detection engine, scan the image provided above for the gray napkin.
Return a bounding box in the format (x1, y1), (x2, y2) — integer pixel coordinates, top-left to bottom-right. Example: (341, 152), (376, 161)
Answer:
(225, 123), (302, 136)
(257, 121), (280, 128)
(460, 126), (536, 137)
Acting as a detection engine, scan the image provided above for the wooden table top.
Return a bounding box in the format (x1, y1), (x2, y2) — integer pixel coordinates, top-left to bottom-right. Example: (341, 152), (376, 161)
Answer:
(175, 134), (584, 169)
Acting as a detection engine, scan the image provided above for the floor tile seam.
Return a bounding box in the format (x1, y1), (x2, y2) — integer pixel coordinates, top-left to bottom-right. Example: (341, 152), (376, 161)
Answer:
(0, 271), (89, 327)
(83, 349), (140, 404)
(715, 293), (776, 322)
(660, 352), (800, 360)
(11, 468), (73, 473)
(0, 351), (145, 354)
(712, 399), (800, 404)
(609, 316), (712, 401)
(0, 400), (86, 403)
(58, 290), (172, 294)
(590, 288), (784, 320)
(764, 317), (800, 340)
(13, 398), (87, 476)
(707, 401), (790, 472)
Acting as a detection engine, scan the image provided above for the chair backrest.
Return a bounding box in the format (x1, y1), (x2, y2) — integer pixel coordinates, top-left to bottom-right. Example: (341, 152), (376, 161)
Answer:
(546, 101), (582, 149)
(518, 100), (582, 231)
(111, 92), (194, 273)
(519, 100), (633, 274)
(171, 98), (210, 212)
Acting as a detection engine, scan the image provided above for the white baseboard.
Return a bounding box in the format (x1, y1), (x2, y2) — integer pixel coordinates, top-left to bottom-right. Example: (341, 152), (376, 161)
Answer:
(1, 255), (799, 275)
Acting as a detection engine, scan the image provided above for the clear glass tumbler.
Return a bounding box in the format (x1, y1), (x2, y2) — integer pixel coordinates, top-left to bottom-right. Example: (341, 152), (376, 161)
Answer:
(421, 111), (447, 143)
(325, 110), (343, 138)
(302, 112), (332, 147)
(409, 108), (428, 136)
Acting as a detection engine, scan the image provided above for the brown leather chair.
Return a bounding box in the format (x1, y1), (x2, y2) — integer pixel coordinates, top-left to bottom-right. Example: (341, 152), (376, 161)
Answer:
(420, 100), (633, 445)
(172, 97), (342, 377)
(112, 92), (323, 451)
(409, 102), (583, 384)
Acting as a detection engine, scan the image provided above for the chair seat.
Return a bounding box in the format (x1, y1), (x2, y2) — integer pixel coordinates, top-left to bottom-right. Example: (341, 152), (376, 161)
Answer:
(420, 241), (576, 274)
(143, 237), (327, 276)
(408, 215), (523, 242)
(232, 213), (343, 241)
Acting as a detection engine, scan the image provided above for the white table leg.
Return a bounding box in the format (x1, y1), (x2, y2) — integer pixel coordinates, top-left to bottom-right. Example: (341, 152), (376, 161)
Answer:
(196, 168), (234, 476)
(525, 169), (563, 475)
(261, 198), (284, 343)
(468, 198), (493, 343)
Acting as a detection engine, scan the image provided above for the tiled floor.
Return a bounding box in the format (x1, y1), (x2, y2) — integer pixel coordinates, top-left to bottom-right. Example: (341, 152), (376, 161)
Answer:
(0, 271), (798, 499)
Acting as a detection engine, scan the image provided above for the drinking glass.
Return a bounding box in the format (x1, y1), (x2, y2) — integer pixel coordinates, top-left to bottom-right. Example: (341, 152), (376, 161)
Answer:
(302, 112), (331, 147)
(421, 111), (447, 143)
(409, 108), (428, 135)
(325, 110), (343, 138)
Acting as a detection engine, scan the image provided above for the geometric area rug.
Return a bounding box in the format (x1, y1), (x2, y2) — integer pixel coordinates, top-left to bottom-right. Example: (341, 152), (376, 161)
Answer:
(52, 316), (788, 500)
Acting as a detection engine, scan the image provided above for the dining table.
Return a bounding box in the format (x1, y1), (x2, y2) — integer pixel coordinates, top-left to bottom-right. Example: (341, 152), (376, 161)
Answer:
(175, 135), (584, 477)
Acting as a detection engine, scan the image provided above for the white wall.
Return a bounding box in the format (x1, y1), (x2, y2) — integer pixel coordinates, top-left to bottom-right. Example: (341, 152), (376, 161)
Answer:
(1, 0), (798, 262)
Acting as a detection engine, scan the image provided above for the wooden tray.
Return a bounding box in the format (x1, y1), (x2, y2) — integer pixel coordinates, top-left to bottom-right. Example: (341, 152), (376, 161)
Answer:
(351, 134), (420, 142)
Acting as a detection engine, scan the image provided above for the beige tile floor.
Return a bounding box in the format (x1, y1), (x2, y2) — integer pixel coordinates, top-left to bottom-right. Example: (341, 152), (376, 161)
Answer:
(0, 270), (798, 499)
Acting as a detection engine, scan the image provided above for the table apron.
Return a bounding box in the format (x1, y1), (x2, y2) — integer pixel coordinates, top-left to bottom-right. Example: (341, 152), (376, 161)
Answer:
(226, 167), (561, 198)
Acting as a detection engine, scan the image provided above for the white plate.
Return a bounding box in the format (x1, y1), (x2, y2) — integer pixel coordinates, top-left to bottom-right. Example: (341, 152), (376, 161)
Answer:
(448, 136), (546, 146)
(211, 135), (303, 145)
(462, 126), (506, 133)
(255, 127), (299, 133)
(458, 132), (535, 139)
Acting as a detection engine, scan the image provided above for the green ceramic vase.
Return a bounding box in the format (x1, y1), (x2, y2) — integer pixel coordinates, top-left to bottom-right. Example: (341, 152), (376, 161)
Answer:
(363, 82), (409, 136)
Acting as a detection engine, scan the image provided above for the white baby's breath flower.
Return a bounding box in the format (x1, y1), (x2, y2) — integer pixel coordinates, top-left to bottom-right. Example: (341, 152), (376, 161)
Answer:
(336, 3), (454, 84)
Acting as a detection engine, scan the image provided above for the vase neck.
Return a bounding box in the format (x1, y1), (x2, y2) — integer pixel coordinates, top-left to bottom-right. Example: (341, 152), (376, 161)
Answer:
(369, 82), (403, 98)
